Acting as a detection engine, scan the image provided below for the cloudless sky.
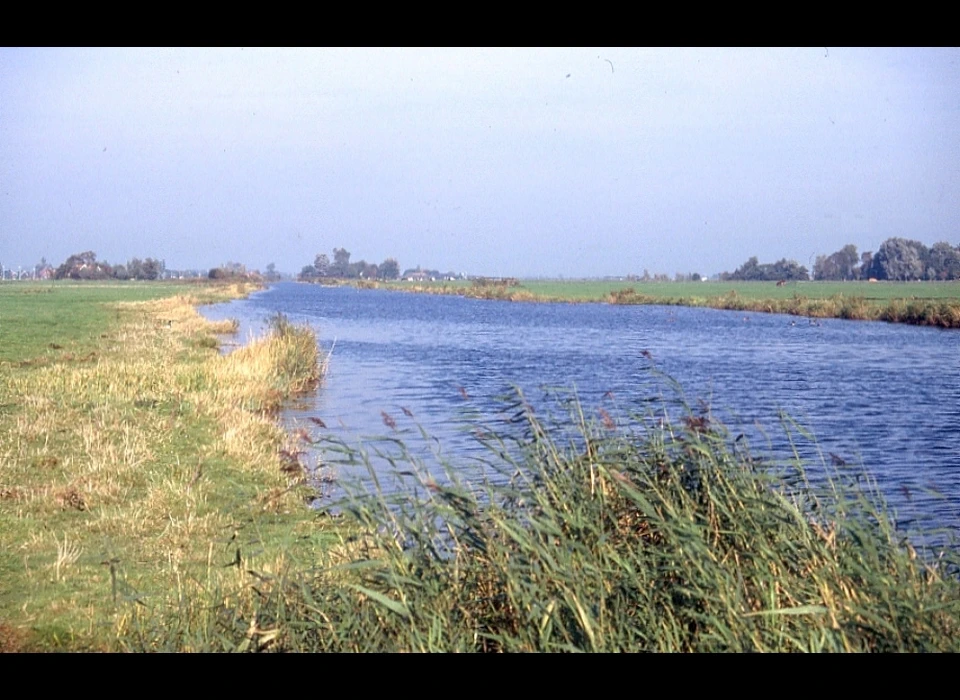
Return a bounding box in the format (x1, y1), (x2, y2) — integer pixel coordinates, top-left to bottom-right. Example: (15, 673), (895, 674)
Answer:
(2, 47), (958, 278)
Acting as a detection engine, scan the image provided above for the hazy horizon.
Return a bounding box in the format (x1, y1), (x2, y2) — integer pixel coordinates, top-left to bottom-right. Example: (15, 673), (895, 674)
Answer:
(2, 47), (958, 278)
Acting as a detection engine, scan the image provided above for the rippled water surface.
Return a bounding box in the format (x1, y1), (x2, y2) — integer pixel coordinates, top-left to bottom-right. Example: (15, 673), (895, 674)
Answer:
(202, 282), (960, 537)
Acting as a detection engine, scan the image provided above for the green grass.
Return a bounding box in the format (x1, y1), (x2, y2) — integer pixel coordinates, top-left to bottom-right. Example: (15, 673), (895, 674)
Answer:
(0, 281), (331, 650)
(525, 279), (960, 303)
(0, 280), (248, 364)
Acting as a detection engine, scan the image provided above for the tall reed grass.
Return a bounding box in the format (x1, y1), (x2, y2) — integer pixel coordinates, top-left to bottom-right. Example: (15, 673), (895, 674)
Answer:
(119, 392), (960, 652)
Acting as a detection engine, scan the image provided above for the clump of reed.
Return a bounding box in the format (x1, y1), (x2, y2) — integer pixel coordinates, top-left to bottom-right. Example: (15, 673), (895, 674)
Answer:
(209, 313), (324, 414)
(121, 392), (960, 652)
(606, 287), (656, 305)
(880, 299), (960, 328)
(260, 313), (325, 394)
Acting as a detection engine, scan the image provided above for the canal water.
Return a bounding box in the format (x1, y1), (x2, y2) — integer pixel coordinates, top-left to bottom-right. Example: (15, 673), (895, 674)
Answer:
(201, 282), (960, 541)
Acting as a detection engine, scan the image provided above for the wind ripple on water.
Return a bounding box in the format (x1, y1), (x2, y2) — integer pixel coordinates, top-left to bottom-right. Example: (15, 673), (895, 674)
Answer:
(201, 283), (960, 541)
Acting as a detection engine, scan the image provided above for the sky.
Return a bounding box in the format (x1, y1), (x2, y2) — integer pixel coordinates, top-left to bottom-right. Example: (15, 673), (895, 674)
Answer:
(2, 47), (959, 278)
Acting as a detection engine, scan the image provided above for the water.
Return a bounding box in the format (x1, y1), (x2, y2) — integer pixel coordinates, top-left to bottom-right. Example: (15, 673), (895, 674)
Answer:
(201, 282), (960, 540)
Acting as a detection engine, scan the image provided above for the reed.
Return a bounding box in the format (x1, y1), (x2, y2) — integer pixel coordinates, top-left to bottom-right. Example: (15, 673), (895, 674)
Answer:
(118, 391), (960, 652)
(605, 288), (960, 328)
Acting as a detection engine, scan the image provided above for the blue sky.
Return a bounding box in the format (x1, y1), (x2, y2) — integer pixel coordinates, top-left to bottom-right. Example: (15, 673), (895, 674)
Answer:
(2, 47), (958, 277)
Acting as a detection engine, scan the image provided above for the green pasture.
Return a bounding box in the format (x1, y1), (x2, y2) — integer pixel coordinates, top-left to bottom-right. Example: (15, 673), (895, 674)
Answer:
(521, 279), (960, 303)
(0, 280), (229, 363)
(378, 278), (960, 304)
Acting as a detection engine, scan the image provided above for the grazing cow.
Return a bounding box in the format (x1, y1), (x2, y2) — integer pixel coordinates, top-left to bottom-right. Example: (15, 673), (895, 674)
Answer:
(776, 279), (787, 287)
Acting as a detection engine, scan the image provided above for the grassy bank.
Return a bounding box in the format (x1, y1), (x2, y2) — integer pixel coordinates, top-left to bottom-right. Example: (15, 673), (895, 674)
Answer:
(0, 281), (329, 650)
(355, 279), (960, 328)
(113, 394), (960, 652)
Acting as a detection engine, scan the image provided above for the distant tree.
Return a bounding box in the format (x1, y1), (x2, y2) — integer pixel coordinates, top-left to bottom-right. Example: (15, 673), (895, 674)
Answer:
(925, 241), (960, 280)
(314, 253), (330, 277)
(724, 256), (808, 282)
(380, 258), (400, 280)
(332, 248), (351, 277)
(299, 264), (317, 279)
(770, 258), (809, 281)
(112, 264), (129, 280)
(724, 256), (761, 281)
(813, 254), (836, 281)
(208, 262), (248, 280)
(816, 245), (859, 281)
(141, 258), (161, 280)
(348, 260), (378, 279)
(860, 251), (874, 279)
(813, 245), (860, 280)
(835, 244), (859, 280)
(55, 251), (112, 280)
(224, 261), (247, 277)
(870, 238), (928, 281)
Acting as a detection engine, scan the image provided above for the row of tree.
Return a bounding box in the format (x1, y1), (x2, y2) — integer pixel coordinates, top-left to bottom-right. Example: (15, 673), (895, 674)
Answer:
(814, 239), (960, 281)
(54, 251), (167, 280)
(207, 261), (263, 280)
(721, 257), (810, 282)
(724, 238), (960, 282)
(47, 251), (257, 282)
(299, 248), (400, 280)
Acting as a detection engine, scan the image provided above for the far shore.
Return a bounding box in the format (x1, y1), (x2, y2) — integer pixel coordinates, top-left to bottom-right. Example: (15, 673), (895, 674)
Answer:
(322, 278), (960, 329)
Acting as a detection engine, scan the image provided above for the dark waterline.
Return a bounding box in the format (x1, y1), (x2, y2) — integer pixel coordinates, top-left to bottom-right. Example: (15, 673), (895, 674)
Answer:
(201, 282), (960, 540)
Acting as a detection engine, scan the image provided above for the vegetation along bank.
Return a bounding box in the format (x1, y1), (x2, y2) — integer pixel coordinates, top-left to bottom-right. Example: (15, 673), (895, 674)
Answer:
(347, 278), (960, 329)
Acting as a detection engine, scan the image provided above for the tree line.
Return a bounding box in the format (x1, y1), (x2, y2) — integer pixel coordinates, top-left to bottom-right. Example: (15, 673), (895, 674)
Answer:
(299, 248), (400, 281)
(52, 251), (167, 280)
(44, 251), (250, 281)
(723, 238), (960, 282)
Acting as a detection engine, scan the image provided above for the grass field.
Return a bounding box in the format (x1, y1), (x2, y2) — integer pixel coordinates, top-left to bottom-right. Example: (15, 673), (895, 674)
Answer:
(373, 278), (960, 303)
(0, 280), (330, 650)
(0, 281), (223, 363)
(525, 279), (960, 303)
